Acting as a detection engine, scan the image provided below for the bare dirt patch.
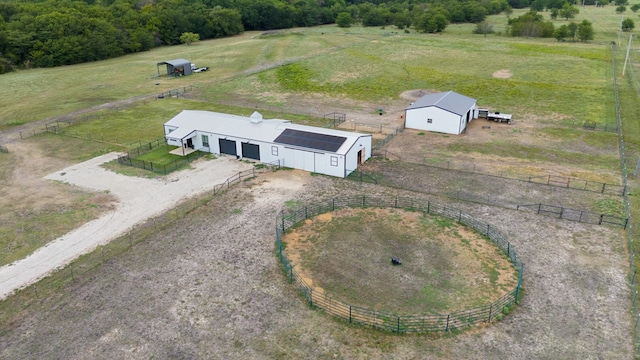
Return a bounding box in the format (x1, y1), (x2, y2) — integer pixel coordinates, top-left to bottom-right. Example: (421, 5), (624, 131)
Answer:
(492, 69), (512, 79)
(282, 207), (518, 314)
(0, 173), (631, 359)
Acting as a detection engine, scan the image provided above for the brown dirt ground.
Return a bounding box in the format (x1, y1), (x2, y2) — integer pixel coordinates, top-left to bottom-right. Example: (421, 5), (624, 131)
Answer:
(282, 207), (518, 314)
(0, 168), (632, 359)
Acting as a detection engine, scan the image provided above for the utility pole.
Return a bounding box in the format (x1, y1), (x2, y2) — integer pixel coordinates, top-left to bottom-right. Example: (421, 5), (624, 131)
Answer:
(622, 34), (633, 78)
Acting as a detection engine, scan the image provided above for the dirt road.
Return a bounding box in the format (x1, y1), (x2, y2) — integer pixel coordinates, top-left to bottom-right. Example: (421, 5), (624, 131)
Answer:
(0, 153), (253, 299)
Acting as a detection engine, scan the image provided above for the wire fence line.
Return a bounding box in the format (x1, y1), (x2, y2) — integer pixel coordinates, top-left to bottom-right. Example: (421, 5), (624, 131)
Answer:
(346, 166), (628, 229)
(213, 161), (282, 195)
(516, 203), (628, 229)
(581, 121), (619, 132)
(612, 43), (640, 356)
(114, 138), (206, 175)
(372, 153), (625, 196)
(275, 195), (524, 333)
(155, 86), (194, 99)
(16, 87), (193, 142)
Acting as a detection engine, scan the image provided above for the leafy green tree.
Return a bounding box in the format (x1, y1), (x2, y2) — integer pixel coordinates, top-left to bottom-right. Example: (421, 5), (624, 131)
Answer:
(335, 12), (353, 27)
(616, 5), (627, 13)
(530, 0), (546, 11)
(622, 18), (635, 31)
(417, 12), (449, 33)
(559, 4), (579, 19)
(631, 4), (640, 12)
(554, 24), (570, 41)
(207, 7), (243, 38)
(577, 20), (594, 41)
(567, 21), (578, 41)
(180, 32), (200, 45)
(392, 10), (412, 29)
(509, 11), (555, 37)
(614, 0), (628, 5)
(550, 8), (559, 19)
(464, 3), (489, 23)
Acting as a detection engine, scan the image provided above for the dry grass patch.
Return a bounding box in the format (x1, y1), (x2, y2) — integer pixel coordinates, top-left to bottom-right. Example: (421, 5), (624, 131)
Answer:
(282, 208), (518, 314)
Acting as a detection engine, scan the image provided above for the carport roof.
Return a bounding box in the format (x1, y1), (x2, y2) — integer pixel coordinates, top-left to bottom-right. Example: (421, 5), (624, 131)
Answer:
(164, 110), (370, 154)
(406, 91), (476, 116)
(157, 58), (191, 66)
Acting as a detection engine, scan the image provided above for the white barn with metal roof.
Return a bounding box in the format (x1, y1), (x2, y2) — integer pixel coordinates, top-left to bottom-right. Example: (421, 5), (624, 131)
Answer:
(404, 91), (477, 135)
(164, 110), (372, 178)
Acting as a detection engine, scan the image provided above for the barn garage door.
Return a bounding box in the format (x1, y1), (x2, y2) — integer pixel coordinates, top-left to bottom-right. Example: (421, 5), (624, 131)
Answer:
(219, 139), (237, 156)
(241, 143), (260, 160)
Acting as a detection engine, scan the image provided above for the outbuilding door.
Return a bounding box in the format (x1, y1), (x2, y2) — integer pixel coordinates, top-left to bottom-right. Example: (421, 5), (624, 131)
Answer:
(219, 139), (237, 156)
(241, 143), (260, 160)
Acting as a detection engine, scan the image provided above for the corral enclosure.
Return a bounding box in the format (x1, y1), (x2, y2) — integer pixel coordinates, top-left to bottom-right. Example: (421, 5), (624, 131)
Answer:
(0, 4), (639, 359)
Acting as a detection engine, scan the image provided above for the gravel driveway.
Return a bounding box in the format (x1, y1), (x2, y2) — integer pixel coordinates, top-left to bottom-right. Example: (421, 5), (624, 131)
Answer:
(0, 153), (253, 299)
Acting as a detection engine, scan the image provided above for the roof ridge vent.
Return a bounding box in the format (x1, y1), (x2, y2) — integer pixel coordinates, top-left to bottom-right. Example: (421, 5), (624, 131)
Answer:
(250, 111), (263, 124)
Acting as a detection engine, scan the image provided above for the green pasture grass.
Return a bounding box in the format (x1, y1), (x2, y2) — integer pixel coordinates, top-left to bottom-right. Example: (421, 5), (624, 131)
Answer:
(0, 29), (375, 129)
(208, 30), (612, 124)
(58, 97), (330, 146)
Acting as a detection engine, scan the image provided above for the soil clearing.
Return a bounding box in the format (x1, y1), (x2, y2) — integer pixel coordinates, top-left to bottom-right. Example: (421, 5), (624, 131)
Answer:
(0, 168), (632, 359)
(282, 207), (518, 314)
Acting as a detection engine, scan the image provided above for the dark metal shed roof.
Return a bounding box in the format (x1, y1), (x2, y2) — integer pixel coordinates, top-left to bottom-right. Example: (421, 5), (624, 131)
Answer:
(274, 129), (347, 152)
(406, 91), (476, 116)
(157, 59), (191, 67)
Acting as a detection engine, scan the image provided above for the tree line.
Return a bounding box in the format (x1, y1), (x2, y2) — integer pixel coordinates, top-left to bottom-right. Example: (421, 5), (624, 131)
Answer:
(0, 0), (516, 72)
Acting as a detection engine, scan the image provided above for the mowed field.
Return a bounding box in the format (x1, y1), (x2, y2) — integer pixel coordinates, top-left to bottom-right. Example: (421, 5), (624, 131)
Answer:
(0, 4), (640, 359)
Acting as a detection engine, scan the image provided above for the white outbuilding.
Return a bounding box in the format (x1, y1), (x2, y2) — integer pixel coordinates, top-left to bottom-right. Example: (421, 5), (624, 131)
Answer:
(164, 110), (372, 178)
(404, 91), (477, 135)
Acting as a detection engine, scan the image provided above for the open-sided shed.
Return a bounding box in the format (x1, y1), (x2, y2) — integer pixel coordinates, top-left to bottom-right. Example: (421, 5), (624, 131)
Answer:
(164, 110), (372, 178)
(157, 59), (192, 77)
(405, 91), (477, 135)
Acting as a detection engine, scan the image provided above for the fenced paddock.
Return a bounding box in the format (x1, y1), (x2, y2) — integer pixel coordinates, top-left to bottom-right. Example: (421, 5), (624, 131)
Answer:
(517, 203), (628, 228)
(275, 195), (524, 333)
(115, 138), (206, 175)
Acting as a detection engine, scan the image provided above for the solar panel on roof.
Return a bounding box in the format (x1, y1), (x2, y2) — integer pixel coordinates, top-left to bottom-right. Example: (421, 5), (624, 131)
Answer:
(274, 129), (347, 152)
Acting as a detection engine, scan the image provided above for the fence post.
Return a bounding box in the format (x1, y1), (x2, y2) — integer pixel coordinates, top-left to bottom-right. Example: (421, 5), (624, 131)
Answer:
(305, 206), (308, 219)
(537, 204), (541, 214)
(332, 198), (335, 212)
(397, 316), (400, 333)
(547, 175), (551, 185)
(507, 242), (510, 258)
(349, 305), (352, 323)
(486, 224), (490, 236)
(289, 266), (293, 283)
(281, 211), (285, 232)
(427, 200), (430, 214)
(599, 214), (604, 225)
(488, 304), (492, 323)
(445, 314), (450, 332)
(362, 195), (366, 208)
(309, 288), (313, 307)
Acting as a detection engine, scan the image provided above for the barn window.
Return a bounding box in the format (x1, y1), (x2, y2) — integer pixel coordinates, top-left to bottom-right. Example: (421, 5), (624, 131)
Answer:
(201, 135), (209, 147)
(427, 118), (433, 124)
(271, 146), (278, 156)
(330, 156), (338, 166)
